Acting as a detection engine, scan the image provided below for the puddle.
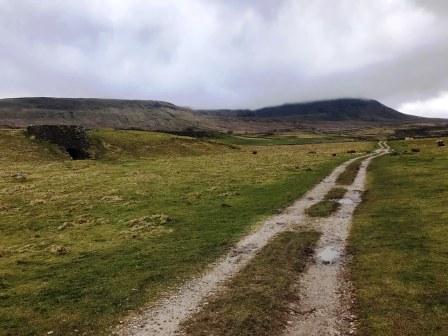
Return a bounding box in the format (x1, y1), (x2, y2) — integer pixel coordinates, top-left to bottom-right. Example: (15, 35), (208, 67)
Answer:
(316, 246), (340, 265)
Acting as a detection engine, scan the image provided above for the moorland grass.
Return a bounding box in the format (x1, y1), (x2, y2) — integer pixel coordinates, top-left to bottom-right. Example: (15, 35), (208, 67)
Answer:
(88, 128), (232, 159)
(182, 231), (320, 336)
(0, 129), (373, 335)
(209, 132), (354, 146)
(349, 138), (448, 335)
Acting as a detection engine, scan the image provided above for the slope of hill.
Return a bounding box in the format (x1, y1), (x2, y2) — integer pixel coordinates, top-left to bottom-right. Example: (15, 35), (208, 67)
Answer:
(0, 97), (212, 131)
(199, 99), (418, 122)
(0, 97), (436, 133)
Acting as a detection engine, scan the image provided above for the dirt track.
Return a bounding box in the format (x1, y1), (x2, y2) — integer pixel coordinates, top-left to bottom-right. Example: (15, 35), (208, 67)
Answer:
(284, 141), (389, 336)
(116, 143), (389, 336)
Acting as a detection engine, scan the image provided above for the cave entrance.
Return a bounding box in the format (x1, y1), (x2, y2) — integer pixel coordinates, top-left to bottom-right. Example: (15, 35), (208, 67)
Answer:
(66, 147), (90, 160)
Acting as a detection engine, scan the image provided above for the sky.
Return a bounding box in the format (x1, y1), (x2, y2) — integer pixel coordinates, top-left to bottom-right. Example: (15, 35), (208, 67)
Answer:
(0, 0), (447, 117)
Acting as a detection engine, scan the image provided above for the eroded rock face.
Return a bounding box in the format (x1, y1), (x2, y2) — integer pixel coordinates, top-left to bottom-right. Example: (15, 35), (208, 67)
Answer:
(26, 125), (90, 159)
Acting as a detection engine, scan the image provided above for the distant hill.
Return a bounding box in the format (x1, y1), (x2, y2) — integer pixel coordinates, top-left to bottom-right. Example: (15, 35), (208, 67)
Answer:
(0, 97), (211, 131)
(199, 99), (419, 122)
(0, 97), (435, 133)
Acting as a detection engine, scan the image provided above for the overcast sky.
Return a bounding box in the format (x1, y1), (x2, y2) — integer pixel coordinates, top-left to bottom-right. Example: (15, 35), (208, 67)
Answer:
(1, 0), (447, 116)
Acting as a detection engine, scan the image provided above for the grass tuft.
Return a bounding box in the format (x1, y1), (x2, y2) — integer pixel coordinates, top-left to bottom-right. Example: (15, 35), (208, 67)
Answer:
(304, 186), (347, 218)
(325, 187), (347, 200)
(181, 231), (320, 336)
(305, 200), (340, 217)
(336, 158), (363, 185)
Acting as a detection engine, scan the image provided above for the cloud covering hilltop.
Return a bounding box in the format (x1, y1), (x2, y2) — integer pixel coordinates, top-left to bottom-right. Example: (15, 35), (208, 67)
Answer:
(0, 0), (447, 116)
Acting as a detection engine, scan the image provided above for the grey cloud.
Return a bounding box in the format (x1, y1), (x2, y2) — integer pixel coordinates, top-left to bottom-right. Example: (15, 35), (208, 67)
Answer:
(0, 0), (447, 116)
(415, 0), (448, 14)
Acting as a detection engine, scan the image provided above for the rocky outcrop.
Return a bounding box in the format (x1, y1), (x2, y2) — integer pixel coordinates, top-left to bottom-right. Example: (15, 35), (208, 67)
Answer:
(26, 125), (90, 159)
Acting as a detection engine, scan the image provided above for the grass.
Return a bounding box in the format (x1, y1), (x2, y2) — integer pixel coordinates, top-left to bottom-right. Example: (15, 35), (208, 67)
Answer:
(349, 137), (448, 335)
(181, 230), (320, 336)
(88, 128), (232, 159)
(336, 158), (363, 185)
(305, 200), (340, 217)
(0, 128), (373, 335)
(304, 187), (347, 218)
(209, 132), (355, 146)
(325, 187), (347, 200)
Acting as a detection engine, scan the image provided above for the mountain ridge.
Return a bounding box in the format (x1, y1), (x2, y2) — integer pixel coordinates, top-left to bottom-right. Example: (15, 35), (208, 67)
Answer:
(0, 97), (439, 132)
(198, 98), (416, 122)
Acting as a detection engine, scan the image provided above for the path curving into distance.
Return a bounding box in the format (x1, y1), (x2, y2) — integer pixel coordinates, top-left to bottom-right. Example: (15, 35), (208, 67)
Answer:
(284, 141), (390, 336)
(116, 143), (389, 336)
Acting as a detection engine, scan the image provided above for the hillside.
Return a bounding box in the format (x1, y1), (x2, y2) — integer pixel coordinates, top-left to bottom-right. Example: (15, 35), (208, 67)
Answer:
(200, 99), (419, 122)
(0, 97), (213, 131)
(0, 97), (434, 133)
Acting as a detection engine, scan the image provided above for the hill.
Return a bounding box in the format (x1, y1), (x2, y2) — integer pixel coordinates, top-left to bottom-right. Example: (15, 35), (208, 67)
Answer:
(200, 98), (420, 122)
(0, 97), (212, 131)
(0, 97), (436, 133)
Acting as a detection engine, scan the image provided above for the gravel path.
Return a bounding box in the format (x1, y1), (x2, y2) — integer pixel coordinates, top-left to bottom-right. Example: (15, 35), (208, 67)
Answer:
(284, 142), (389, 336)
(115, 145), (387, 336)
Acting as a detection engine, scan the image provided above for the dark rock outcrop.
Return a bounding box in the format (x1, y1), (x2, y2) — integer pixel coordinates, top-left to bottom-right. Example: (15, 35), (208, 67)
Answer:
(26, 125), (90, 159)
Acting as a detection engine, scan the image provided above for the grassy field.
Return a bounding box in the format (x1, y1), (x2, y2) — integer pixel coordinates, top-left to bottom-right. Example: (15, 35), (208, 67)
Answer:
(88, 129), (233, 160)
(208, 131), (354, 146)
(0, 129), (372, 335)
(182, 231), (319, 336)
(349, 137), (448, 335)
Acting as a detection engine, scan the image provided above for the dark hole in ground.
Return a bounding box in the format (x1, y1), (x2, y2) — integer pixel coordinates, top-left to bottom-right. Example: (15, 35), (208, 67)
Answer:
(26, 125), (92, 160)
(66, 148), (90, 160)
